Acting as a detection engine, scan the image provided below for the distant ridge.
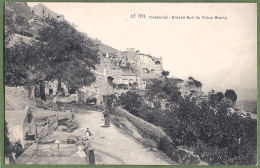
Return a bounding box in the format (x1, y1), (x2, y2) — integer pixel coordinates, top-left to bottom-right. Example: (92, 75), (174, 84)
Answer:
(81, 33), (119, 55)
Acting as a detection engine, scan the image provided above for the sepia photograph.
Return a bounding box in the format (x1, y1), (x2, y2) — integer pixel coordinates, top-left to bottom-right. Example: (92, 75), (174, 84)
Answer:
(3, 1), (257, 166)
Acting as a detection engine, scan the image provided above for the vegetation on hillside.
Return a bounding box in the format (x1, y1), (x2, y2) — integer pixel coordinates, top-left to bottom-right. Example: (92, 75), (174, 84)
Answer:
(5, 3), (100, 99)
(118, 77), (257, 165)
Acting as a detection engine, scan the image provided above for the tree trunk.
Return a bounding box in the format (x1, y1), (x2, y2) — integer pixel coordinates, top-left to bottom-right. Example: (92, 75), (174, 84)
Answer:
(34, 85), (40, 98)
(40, 82), (46, 102)
(57, 77), (62, 95)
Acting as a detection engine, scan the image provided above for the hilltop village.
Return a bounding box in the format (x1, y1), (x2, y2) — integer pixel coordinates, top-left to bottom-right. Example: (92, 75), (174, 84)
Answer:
(4, 2), (257, 166)
(19, 3), (202, 104)
(4, 1), (203, 108)
(79, 48), (163, 104)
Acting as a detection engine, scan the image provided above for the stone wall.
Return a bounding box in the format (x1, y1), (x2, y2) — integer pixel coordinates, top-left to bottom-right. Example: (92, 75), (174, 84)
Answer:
(32, 3), (64, 21)
(5, 86), (30, 111)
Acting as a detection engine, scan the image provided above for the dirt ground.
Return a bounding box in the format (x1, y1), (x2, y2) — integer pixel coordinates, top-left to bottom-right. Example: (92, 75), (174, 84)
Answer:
(38, 103), (176, 165)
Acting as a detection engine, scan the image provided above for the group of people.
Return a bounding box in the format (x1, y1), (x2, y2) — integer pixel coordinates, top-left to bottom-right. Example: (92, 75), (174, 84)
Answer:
(74, 128), (92, 158)
(84, 111), (110, 141)
(75, 110), (110, 158)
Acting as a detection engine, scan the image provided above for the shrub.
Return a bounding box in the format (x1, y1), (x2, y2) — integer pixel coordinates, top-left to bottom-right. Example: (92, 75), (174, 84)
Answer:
(118, 91), (144, 116)
(36, 99), (61, 111)
(225, 89), (237, 103)
(117, 79), (256, 165)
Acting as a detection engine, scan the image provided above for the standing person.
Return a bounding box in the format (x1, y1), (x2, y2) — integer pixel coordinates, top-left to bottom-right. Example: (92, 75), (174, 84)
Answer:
(85, 128), (91, 140)
(106, 99), (112, 112)
(101, 119), (104, 127)
(100, 119), (105, 138)
(85, 128), (92, 149)
(104, 112), (110, 127)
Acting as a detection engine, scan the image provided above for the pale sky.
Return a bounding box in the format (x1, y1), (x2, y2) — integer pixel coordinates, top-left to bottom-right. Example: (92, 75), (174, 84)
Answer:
(28, 3), (257, 100)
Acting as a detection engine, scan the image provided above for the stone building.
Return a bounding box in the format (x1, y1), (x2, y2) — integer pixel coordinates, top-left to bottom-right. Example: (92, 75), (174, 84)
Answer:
(77, 48), (164, 105)
(45, 80), (69, 96)
(37, 48), (163, 105)
(138, 53), (163, 77)
(31, 3), (64, 21)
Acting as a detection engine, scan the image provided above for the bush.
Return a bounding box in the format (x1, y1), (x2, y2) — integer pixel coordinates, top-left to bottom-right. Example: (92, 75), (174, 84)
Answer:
(117, 79), (257, 165)
(171, 148), (200, 165)
(118, 91), (145, 116)
(36, 99), (61, 111)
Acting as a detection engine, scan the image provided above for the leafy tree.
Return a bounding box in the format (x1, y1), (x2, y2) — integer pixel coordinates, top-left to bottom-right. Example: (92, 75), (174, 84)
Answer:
(36, 19), (100, 93)
(209, 91), (225, 108)
(118, 81), (256, 165)
(188, 76), (202, 88)
(225, 89), (237, 103)
(5, 19), (100, 100)
(215, 92), (225, 102)
(119, 91), (144, 116)
(146, 78), (181, 104)
(5, 41), (48, 86)
(161, 70), (170, 78)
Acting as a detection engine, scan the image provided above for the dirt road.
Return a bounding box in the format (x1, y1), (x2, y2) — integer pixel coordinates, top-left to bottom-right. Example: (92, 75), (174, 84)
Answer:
(37, 105), (175, 165)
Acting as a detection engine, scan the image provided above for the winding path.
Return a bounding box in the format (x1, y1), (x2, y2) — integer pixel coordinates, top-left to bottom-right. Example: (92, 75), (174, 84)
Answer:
(20, 104), (176, 165)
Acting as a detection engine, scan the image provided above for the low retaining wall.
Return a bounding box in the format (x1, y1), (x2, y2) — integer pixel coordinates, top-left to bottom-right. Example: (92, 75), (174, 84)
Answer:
(113, 107), (174, 153)
(113, 107), (202, 165)
(5, 86), (29, 111)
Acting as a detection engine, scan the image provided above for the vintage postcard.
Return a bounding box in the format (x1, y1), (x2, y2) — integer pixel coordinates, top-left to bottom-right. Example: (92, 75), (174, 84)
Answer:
(3, 1), (258, 166)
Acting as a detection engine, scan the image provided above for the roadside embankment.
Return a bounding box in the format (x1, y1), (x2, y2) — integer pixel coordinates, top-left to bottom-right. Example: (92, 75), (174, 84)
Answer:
(111, 107), (205, 165)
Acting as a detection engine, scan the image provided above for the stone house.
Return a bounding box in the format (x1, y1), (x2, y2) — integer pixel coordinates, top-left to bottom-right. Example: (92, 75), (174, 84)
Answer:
(78, 48), (164, 105)
(138, 53), (163, 77)
(31, 3), (64, 21)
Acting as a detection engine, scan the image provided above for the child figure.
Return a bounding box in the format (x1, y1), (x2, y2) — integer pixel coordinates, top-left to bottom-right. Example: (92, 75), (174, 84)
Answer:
(85, 128), (91, 140)
(101, 119), (104, 127)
